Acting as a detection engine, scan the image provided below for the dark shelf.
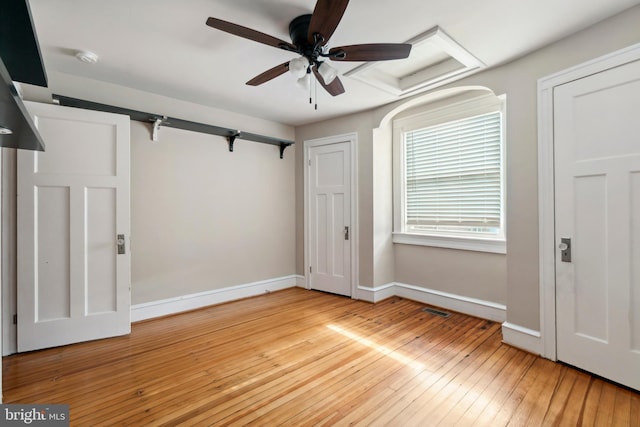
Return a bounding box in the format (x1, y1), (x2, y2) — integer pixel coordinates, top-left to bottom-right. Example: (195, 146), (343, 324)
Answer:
(53, 95), (294, 159)
(0, 57), (45, 151)
(0, 0), (48, 87)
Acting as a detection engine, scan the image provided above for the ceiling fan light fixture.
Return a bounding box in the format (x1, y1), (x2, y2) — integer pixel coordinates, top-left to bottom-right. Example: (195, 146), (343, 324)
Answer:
(289, 56), (309, 78)
(317, 62), (337, 85)
(296, 73), (311, 91)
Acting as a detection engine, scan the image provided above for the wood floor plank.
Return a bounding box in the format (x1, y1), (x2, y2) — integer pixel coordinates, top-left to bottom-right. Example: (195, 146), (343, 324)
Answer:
(454, 349), (535, 426)
(388, 329), (505, 426)
(314, 316), (485, 426)
(595, 382), (619, 426)
(252, 312), (477, 426)
(3, 288), (638, 426)
(630, 390), (640, 426)
(611, 387), (633, 427)
(507, 358), (564, 426)
(432, 344), (513, 426)
(580, 378), (604, 426)
(164, 300), (431, 426)
(127, 297), (416, 426)
(351, 319), (502, 426)
(540, 366), (589, 425)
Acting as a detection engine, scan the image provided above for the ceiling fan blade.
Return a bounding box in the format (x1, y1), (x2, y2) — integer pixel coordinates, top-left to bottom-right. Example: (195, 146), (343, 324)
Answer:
(307, 0), (349, 45)
(313, 67), (345, 96)
(206, 17), (297, 51)
(246, 62), (290, 86)
(329, 43), (412, 61)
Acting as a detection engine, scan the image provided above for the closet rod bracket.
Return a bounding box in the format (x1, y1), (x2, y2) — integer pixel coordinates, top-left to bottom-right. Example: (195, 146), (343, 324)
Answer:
(151, 116), (168, 142)
(227, 133), (240, 152)
(279, 143), (290, 159)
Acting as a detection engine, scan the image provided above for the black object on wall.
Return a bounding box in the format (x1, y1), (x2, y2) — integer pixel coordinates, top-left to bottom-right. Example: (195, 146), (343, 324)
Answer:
(0, 57), (46, 150)
(0, 0), (48, 87)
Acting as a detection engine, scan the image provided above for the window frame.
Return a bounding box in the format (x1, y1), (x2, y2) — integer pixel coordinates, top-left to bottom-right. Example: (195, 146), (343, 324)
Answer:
(392, 93), (507, 254)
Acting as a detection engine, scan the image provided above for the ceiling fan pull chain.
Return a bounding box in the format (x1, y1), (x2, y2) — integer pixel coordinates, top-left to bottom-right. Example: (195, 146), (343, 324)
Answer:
(314, 76), (318, 110)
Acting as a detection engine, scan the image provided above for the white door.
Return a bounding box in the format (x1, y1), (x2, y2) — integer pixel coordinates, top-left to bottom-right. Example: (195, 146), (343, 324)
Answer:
(308, 141), (351, 296)
(554, 59), (640, 390)
(17, 102), (131, 352)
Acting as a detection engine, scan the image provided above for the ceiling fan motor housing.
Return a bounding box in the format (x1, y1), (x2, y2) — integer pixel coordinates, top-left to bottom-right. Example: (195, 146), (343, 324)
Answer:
(289, 15), (313, 49)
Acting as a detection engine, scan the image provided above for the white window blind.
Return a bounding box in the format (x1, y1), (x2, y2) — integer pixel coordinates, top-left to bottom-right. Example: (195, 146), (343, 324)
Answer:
(404, 111), (502, 234)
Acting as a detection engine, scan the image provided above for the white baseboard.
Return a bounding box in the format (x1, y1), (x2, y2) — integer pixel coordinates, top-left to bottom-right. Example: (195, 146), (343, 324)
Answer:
(501, 322), (541, 355)
(131, 275), (298, 322)
(394, 282), (507, 323)
(356, 282), (506, 323)
(356, 284), (396, 303)
(295, 274), (307, 288)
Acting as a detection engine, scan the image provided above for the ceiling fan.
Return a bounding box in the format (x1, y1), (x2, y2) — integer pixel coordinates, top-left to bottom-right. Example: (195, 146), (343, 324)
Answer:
(206, 0), (412, 97)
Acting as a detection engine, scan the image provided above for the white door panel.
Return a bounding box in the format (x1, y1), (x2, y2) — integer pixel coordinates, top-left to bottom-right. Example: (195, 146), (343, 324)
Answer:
(554, 59), (640, 390)
(17, 102), (131, 352)
(309, 141), (351, 296)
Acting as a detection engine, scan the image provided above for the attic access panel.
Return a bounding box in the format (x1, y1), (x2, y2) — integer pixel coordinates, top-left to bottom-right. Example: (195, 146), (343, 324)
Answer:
(345, 27), (485, 97)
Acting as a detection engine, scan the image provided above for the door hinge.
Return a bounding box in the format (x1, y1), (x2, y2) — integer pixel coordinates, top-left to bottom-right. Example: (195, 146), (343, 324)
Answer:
(308, 159), (311, 166)
(13, 314), (17, 325)
(310, 266), (312, 274)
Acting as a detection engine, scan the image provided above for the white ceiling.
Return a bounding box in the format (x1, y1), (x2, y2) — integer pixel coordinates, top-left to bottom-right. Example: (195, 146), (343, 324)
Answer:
(28, 0), (640, 126)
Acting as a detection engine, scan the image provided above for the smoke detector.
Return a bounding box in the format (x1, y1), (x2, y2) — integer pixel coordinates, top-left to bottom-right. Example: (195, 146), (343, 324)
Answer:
(75, 50), (99, 64)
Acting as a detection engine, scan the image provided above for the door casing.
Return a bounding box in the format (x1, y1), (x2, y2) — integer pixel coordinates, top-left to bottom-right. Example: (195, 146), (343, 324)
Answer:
(537, 42), (640, 360)
(304, 133), (358, 297)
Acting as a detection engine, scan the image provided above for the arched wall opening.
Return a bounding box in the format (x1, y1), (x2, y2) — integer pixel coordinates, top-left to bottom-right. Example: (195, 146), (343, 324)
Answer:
(370, 85), (506, 306)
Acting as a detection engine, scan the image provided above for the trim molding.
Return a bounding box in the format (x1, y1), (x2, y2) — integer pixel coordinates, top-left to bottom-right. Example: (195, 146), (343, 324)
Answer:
(295, 274), (306, 288)
(357, 282), (506, 323)
(133, 277), (542, 354)
(392, 232), (506, 254)
(356, 284), (396, 303)
(501, 322), (541, 355)
(131, 275), (298, 322)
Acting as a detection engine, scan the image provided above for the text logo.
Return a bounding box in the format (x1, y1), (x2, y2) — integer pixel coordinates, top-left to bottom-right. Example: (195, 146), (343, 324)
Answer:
(1, 405), (69, 426)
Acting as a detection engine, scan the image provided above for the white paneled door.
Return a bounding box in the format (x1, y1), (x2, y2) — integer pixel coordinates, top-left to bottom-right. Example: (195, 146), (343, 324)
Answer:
(554, 59), (640, 390)
(17, 102), (131, 352)
(308, 141), (352, 297)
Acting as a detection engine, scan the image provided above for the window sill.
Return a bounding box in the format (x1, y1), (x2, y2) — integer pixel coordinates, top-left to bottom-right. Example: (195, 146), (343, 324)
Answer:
(392, 232), (506, 254)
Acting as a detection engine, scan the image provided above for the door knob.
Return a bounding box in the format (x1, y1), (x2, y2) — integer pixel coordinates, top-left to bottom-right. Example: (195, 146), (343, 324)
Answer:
(117, 234), (126, 255)
(559, 238), (571, 262)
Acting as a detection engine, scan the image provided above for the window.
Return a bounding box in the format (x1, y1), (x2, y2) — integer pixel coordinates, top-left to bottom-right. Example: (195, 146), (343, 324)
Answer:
(393, 94), (506, 253)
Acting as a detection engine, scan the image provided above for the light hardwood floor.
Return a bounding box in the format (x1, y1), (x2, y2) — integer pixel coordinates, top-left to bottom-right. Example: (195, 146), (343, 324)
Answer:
(3, 288), (639, 426)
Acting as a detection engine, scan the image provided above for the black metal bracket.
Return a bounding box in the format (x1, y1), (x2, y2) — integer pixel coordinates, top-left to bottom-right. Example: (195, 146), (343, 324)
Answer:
(52, 94), (294, 159)
(227, 133), (239, 152)
(279, 143), (290, 159)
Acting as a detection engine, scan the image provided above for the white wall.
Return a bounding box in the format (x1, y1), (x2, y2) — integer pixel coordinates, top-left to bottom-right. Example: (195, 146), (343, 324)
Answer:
(131, 122), (295, 303)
